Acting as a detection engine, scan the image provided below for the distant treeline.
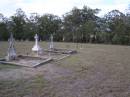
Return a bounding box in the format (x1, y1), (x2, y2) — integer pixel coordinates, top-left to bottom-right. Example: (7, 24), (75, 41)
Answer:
(0, 6), (130, 45)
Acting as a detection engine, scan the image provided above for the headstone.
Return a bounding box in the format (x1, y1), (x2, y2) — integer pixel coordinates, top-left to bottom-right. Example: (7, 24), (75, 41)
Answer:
(32, 34), (42, 55)
(6, 33), (17, 61)
(49, 34), (54, 50)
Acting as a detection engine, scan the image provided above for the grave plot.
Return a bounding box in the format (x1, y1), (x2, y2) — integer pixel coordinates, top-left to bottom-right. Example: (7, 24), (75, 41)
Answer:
(44, 48), (77, 54)
(34, 52), (71, 61)
(0, 33), (52, 67)
(0, 55), (52, 68)
(44, 34), (77, 54)
(0, 33), (77, 68)
(30, 34), (76, 61)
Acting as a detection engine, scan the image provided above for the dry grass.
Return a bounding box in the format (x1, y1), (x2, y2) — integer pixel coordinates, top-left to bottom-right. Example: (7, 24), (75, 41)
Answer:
(0, 41), (130, 97)
(0, 75), (55, 97)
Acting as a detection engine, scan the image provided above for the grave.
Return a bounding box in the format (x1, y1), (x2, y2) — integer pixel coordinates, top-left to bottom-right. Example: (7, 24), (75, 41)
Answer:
(32, 34), (43, 56)
(5, 32), (17, 61)
(44, 34), (77, 54)
(30, 34), (73, 61)
(0, 33), (77, 68)
(0, 33), (52, 68)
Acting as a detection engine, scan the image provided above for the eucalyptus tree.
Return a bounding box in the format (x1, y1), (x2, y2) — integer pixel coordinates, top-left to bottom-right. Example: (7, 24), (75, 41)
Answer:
(26, 13), (40, 40)
(63, 7), (83, 42)
(81, 6), (100, 43)
(38, 14), (62, 41)
(95, 17), (111, 43)
(62, 6), (100, 43)
(0, 13), (9, 40)
(104, 10), (129, 44)
(10, 8), (27, 40)
(125, 7), (130, 45)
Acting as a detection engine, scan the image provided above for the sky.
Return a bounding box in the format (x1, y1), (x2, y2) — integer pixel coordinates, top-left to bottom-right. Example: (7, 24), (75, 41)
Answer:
(0, 0), (130, 17)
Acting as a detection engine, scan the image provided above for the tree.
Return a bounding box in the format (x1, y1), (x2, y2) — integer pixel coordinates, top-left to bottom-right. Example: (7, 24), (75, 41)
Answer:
(104, 10), (129, 44)
(62, 6), (100, 43)
(62, 7), (82, 42)
(0, 7), (130, 45)
(38, 14), (61, 41)
(0, 13), (9, 40)
(10, 8), (27, 40)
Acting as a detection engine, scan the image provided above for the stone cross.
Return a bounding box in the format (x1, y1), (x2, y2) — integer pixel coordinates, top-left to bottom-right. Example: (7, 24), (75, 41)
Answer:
(32, 34), (42, 55)
(6, 33), (16, 61)
(34, 34), (38, 47)
(49, 34), (54, 49)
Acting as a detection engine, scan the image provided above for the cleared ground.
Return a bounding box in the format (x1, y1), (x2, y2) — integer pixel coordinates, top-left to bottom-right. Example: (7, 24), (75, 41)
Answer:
(0, 41), (130, 97)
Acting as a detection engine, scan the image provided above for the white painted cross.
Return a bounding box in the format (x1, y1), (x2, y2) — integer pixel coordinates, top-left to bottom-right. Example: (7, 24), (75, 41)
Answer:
(32, 34), (42, 55)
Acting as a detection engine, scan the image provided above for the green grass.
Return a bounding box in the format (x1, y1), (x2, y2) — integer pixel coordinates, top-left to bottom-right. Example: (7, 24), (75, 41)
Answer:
(0, 64), (20, 70)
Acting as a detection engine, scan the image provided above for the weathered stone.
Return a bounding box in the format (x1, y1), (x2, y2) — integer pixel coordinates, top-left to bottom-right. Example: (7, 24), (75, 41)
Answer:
(6, 33), (17, 61)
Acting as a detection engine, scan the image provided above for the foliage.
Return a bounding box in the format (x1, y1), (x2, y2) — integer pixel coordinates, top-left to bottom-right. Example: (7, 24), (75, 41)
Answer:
(0, 6), (130, 45)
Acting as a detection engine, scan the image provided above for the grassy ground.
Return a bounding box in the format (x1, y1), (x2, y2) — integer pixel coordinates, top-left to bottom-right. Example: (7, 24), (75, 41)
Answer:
(0, 41), (130, 97)
(0, 64), (20, 70)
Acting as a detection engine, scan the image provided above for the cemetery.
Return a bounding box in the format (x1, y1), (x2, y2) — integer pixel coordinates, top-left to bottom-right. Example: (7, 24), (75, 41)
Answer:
(0, 33), (77, 67)
(0, 1), (130, 97)
(0, 38), (130, 97)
